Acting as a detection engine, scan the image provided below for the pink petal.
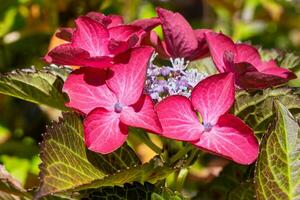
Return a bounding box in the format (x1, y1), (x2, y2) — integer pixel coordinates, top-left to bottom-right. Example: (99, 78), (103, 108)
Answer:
(142, 31), (169, 59)
(106, 47), (154, 106)
(235, 43), (261, 66)
(55, 28), (74, 41)
(193, 114), (259, 165)
(84, 108), (128, 154)
(205, 32), (236, 72)
(130, 17), (161, 32)
(63, 68), (117, 114)
(191, 73), (235, 125)
(188, 29), (211, 60)
(85, 12), (112, 27)
(236, 70), (295, 89)
(156, 7), (198, 59)
(108, 25), (145, 54)
(107, 15), (124, 28)
(257, 60), (296, 79)
(155, 95), (203, 142)
(44, 44), (113, 68)
(120, 95), (162, 134)
(85, 12), (124, 28)
(72, 16), (110, 57)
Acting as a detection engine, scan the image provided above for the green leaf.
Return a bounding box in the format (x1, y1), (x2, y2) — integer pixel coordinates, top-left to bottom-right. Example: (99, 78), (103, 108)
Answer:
(234, 87), (300, 136)
(227, 181), (254, 200)
(0, 68), (67, 110)
(36, 113), (173, 198)
(0, 165), (31, 199)
(255, 100), (300, 200)
(188, 57), (218, 76)
(194, 163), (250, 200)
(79, 182), (184, 200)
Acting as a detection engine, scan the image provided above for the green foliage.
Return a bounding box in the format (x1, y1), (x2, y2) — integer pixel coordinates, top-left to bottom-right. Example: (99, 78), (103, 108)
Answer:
(255, 101), (300, 199)
(280, 53), (300, 87)
(0, 165), (31, 200)
(227, 181), (254, 200)
(0, 68), (67, 110)
(79, 182), (184, 200)
(36, 113), (173, 199)
(195, 163), (250, 200)
(234, 87), (300, 136)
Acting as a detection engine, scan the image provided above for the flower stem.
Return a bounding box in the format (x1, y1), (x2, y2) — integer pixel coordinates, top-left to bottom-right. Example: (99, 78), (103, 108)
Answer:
(169, 145), (194, 165)
(176, 168), (189, 192)
(185, 148), (199, 167)
(134, 129), (162, 155)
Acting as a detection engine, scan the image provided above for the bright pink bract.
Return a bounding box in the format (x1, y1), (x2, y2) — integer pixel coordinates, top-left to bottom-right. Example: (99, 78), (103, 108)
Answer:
(205, 32), (296, 89)
(156, 73), (259, 164)
(63, 47), (161, 153)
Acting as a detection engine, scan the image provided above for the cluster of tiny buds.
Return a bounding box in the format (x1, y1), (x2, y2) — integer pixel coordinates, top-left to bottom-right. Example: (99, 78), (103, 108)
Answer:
(145, 53), (207, 102)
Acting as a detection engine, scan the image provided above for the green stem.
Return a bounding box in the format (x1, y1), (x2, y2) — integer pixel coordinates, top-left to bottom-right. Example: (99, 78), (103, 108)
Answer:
(176, 168), (189, 192)
(135, 130), (162, 155)
(169, 145), (194, 165)
(185, 149), (199, 167)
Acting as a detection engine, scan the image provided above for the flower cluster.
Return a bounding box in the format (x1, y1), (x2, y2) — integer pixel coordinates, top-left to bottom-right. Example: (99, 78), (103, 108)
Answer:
(45, 7), (296, 164)
(145, 56), (207, 101)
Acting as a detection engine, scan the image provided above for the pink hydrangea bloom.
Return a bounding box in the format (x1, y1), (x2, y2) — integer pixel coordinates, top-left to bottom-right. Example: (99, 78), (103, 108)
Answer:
(205, 32), (296, 89)
(63, 47), (161, 154)
(44, 13), (157, 69)
(147, 8), (210, 61)
(156, 73), (259, 164)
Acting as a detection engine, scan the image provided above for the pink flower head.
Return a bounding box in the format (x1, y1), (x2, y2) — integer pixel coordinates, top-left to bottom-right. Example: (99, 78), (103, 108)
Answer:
(205, 32), (296, 89)
(156, 73), (259, 164)
(44, 15), (147, 69)
(63, 47), (161, 154)
(152, 7), (210, 60)
(56, 12), (160, 41)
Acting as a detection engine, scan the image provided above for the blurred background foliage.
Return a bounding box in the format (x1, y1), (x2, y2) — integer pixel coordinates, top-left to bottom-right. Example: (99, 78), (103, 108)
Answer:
(0, 0), (299, 198)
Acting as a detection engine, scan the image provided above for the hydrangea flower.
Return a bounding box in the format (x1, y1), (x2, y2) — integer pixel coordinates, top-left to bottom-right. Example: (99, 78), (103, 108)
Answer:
(205, 32), (296, 89)
(44, 12), (160, 69)
(146, 8), (210, 62)
(63, 47), (161, 153)
(156, 73), (259, 164)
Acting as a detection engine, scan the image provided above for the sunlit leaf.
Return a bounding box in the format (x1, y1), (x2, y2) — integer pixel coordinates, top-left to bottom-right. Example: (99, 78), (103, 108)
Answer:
(0, 165), (31, 199)
(234, 87), (300, 136)
(36, 113), (173, 198)
(255, 100), (300, 199)
(0, 68), (67, 110)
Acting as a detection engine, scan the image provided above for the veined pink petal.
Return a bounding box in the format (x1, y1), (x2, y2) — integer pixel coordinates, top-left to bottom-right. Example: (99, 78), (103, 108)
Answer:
(155, 95), (203, 142)
(84, 108), (128, 154)
(130, 17), (161, 32)
(72, 16), (110, 57)
(120, 95), (162, 134)
(191, 73), (235, 125)
(259, 60), (296, 79)
(193, 114), (259, 165)
(106, 47), (154, 106)
(63, 68), (117, 114)
(44, 44), (113, 68)
(205, 32), (236, 72)
(156, 7), (198, 59)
